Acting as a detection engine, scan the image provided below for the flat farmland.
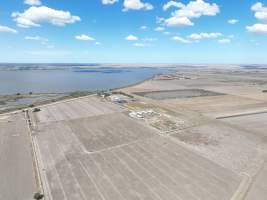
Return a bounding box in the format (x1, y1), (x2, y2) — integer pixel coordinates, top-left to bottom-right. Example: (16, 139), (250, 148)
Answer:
(134, 89), (224, 100)
(31, 95), (242, 200)
(245, 161), (267, 200)
(1, 67), (265, 200)
(220, 112), (267, 140)
(0, 113), (37, 200)
(170, 121), (265, 175)
(37, 113), (156, 153)
(36, 96), (123, 123)
(160, 95), (267, 118)
(35, 124), (241, 200)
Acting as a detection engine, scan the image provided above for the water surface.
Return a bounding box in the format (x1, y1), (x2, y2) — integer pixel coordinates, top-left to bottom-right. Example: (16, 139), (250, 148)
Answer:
(0, 65), (171, 95)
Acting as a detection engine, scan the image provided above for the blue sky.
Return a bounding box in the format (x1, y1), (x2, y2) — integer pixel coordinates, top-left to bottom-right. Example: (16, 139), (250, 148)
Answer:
(0, 0), (267, 63)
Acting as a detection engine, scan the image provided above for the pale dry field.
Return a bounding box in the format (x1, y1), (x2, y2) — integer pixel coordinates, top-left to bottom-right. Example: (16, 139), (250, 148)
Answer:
(0, 113), (37, 200)
(1, 66), (267, 200)
(31, 94), (242, 200)
(122, 67), (267, 199)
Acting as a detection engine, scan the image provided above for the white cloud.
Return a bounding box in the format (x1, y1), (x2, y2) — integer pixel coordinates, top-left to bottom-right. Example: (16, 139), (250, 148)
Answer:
(25, 35), (54, 48)
(228, 19), (239, 24)
(251, 2), (267, 23)
(0, 25), (17, 33)
(218, 38), (231, 44)
(246, 23), (267, 34)
(156, 16), (165, 24)
(24, 0), (42, 6)
(251, 2), (264, 11)
(170, 32), (223, 44)
(164, 0), (219, 27)
(102, 0), (119, 5)
(165, 16), (193, 27)
(163, 1), (183, 11)
(95, 42), (101, 45)
(188, 32), (222, 40)
(129, 37), (156, 47)
(123, 0), (153, 11)
(12, 6), (80, 28)
(25, 35), (48, 41)
(140, 25), (148, 30)
(154, 26), (165, 32)
(175, 0), (219, 18)
(133, 42), (150, 47)
(125, 34), (138, 40)
(247, 3), (267, 34)
(163, 31), (171, 35)
(75, 34), (95, 41)
(171, 36), (191, 43)
(188, 33), (202, 40)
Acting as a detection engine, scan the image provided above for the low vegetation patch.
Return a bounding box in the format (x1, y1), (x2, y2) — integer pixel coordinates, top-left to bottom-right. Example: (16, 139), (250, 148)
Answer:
(69, 91), (92, 98)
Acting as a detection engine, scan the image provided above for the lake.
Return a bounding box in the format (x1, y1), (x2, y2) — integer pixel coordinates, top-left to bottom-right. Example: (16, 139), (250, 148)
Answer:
(0, 65), (172, 95)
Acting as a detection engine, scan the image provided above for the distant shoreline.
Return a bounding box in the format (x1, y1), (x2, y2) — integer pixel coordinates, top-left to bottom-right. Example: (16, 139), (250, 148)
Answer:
(111, 70), (171, 92)
(0, 69), (173, 115)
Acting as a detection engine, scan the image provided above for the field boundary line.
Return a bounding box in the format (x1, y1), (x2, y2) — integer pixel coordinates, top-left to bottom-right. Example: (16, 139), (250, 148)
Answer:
(230, 173), (252, 200)
(25, 110), (52, 200)
(216, 110), (267, 119)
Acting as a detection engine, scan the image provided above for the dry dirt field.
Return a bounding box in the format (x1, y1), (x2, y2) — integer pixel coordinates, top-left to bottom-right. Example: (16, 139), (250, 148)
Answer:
(32, 96), (242, 200)
(0, 113), (37, 200)
(1, 66), (267, 200)
(119, 67), (267, 199)
(134, 89), (224, 100)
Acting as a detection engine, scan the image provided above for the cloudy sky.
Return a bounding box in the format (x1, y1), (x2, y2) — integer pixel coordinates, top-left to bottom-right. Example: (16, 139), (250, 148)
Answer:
(0, 0), (267, 63)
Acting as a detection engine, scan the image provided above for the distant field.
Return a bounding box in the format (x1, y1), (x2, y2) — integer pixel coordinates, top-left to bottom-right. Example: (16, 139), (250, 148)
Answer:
(134, 89), (224, 100)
